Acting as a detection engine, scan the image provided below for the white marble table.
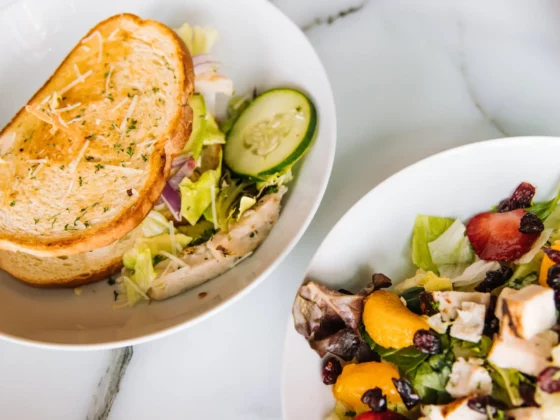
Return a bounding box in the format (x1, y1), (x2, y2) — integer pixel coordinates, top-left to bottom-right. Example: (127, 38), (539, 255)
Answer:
(2, 0), (560, 418)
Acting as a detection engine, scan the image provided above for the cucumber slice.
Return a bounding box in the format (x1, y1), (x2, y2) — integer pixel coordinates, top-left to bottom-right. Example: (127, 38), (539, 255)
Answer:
(183, 93), (207, 159)
(224, 88), (316, 178)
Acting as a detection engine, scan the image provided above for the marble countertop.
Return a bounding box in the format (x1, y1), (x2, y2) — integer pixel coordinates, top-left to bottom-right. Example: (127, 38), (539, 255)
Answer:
(2, 0), (560, 418)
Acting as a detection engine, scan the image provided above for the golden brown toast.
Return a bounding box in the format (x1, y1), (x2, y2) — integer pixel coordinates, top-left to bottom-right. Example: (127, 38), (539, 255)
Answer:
(0, 13), (194, 258)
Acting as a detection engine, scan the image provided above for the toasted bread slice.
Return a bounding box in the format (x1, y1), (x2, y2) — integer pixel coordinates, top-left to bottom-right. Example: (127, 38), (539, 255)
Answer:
(0, 13), (194, 257)
(0, 228), (143, 287)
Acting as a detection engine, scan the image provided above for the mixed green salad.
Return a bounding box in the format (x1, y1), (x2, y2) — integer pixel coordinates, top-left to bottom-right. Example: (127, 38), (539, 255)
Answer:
(112, 23), (316, 307)
(293, 181), (560, 419)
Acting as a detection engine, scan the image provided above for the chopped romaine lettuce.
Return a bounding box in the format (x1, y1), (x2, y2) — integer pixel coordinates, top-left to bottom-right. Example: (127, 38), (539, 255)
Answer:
(428, 219), (473, 266)
(175, 23), (218, 55)
(393, 270), (452, 294)
(203, 177), (253, 232)
(220, 94), (252, 134)
(256, 168), (294, 191)
(452, 260), (501, 287)
(203, 113), (226, 145)
(177, 220), (216, 246)
(184, 94), (207, 159)
(412, 215), (455, 273)
(237, 196), (256, 220)
(438, 263), (470, 279)
(140, 211), (172, 237)
(504, 257), (542, 290)
(123, 233), (192, 270)
(179, 169), (220, 226)
(488, 363), (524, 407)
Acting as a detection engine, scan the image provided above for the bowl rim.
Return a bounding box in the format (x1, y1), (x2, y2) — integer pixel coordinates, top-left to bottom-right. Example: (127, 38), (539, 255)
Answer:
(281, 135), (560, 415)
(0, 0), (337, 351)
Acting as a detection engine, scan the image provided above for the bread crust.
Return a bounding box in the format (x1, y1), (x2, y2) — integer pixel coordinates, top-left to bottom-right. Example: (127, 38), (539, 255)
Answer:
(0, 13), (194, 257)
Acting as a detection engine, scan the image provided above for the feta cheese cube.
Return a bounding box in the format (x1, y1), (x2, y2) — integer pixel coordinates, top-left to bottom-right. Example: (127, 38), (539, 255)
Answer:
(449, 302), (486, 343)
(432, 291), (491, 321)
(487, 330), (558, 376)
(445, 357), (492, 398)
(495, 285), (556, 340)
(421, 396), (487, 420)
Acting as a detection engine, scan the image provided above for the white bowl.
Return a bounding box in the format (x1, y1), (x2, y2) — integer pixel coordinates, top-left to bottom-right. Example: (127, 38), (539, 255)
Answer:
(0, 0), (336, 349)
(282, 136), (560, 419)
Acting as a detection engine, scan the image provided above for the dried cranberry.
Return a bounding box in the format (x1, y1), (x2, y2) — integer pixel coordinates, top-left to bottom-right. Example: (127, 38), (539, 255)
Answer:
(475, 265), (513, 292)
(372, 273), (392, 291)
(467, 395), (507, 415)
(519, 382), (538, 407)
(498, 182), (536, 212)
(483, 295), (500, 336)
(519, 212), (544, 234)
(361, 387), (387, 412)
(391, 378), (420, 410)
(356, 341), (381, 363)
(337, 288), (353, 295)
(547, 265), (560, 291)
(554, 290), (560, 311)
(413, 329), (442, 354)
(538, 366), (560, 393)
(418, 292), (437, 316)
(321, 357), (342, 385)
(543, 247), (560, 264)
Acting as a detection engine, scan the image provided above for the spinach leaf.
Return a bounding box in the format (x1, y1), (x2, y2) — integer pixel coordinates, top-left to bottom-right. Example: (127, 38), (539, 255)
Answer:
(488, 362), (524, 407)
(360, 326), (428, 375)
(398, 287), (424, 315)
(451, 335), (492, 359)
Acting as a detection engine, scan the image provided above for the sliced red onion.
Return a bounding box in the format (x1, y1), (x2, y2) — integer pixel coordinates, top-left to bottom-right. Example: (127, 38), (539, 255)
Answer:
(161, 183), (182, 221)
(168, 158), (196, 191)
(193, 54), (217, 66)
(172, 153), (192, 169)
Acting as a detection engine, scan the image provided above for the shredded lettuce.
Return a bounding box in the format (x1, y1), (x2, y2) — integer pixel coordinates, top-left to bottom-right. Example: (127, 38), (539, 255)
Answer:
(393, 270), (452, 294)
(203, 177), (253, 231)
(175, 23), (218, 55)
(237, 196), (256, 220)
(220, 94), (252, 134)
(203, 113), (226, 145)
(452, 260), (501, 287)
(179, 169), (221, 226)
(123, 233), (191, 270)
(256, 168), (294, 191)
(428, 219), (473, 266)
(504, 257), (542, 290)
(412, 215), (455, 273)
(140, 211), (172, 237)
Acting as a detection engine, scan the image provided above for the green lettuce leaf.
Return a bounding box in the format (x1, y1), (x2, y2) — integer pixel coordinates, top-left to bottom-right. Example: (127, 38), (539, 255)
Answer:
(175, 23), (218, 55)
(428, 219), (473, 266)
(220, 94), (252, 134)
(203, 177), (253, 231)
(412, 215), (455, 273)
(203, 113), (226, 145)
(489, 363), (524, 407)
(180, 169), (221, 226)
(451, 336), (492, 359)
(140, 211), (172, 237)
(123, 233), (192, 270)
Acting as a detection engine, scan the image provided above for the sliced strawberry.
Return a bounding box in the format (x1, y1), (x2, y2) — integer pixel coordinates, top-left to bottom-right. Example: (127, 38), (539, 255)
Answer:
(466, 209), (540, 261)
(355, 411), (407, 420)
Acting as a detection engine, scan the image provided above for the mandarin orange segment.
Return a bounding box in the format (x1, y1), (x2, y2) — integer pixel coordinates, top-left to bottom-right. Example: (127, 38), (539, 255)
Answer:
(333, 361), (403, 413)
(539, 242), (560, 287)
(363, 290), (429, 350)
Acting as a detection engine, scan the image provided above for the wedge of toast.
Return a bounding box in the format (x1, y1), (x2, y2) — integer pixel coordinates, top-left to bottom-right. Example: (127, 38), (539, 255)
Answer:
(0, 13), (194, 258)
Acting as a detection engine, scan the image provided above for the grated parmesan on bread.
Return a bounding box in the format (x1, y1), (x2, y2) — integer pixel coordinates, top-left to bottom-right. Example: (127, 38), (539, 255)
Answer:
(0, 13), (194, 258)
